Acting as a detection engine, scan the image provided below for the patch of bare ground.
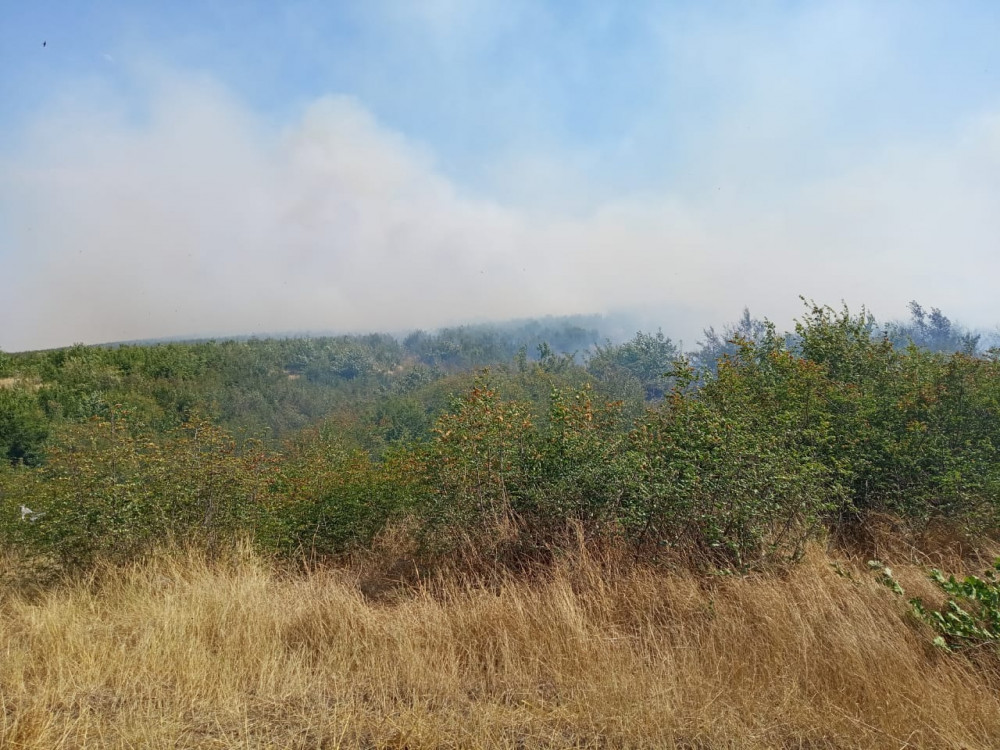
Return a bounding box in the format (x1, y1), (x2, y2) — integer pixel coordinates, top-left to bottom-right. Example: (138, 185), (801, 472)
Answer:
(2, 543), (1000, 748)
(0, 376), (41, 391)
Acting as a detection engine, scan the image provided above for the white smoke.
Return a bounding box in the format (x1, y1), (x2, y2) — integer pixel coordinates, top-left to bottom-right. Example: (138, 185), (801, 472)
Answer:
(1, 68), (998, 351)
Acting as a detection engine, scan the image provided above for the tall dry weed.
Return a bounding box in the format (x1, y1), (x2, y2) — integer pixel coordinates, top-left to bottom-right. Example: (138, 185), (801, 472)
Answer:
(2, 544), (1000, 748)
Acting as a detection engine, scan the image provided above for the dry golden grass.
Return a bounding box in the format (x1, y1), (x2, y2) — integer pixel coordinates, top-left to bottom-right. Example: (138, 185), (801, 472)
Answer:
(0, 377), (41, 391)
(2, 543), (1000, 749)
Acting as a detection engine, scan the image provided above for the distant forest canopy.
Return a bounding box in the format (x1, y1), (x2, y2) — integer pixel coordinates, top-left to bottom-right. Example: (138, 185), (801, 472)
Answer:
(0, 300), (994, 456)
(3, 299), (991, 358)
(3, 298), (1000, 575)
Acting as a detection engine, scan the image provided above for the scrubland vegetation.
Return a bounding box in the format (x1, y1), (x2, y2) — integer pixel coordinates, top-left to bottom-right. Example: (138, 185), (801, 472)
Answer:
(3, 300), (1000, 748)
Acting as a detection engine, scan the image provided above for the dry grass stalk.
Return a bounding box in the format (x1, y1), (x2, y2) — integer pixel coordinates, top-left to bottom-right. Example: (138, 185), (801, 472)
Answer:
(2, 543), (1000, 748)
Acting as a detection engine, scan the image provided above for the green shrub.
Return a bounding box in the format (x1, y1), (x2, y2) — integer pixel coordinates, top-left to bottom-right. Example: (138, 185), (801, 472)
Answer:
(264, 428), (417, 556)
(626, 343), (838, 567)
(0, 410), (275, 571)
(910, 562), (1000, 652)
(0, 386), (49, 466)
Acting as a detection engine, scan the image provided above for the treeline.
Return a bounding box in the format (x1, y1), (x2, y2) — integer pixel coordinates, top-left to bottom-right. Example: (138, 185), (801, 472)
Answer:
(0, 317), (609, 462)
(1, 301), (998, 577)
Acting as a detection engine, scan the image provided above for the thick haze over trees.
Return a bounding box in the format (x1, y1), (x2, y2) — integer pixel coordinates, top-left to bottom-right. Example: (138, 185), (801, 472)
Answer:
(2, 2), (999, 351)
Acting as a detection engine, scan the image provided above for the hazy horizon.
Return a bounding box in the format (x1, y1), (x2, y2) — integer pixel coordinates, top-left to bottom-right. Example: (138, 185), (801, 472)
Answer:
(3, 2), (999, 352)
(0, 307), (691, 355)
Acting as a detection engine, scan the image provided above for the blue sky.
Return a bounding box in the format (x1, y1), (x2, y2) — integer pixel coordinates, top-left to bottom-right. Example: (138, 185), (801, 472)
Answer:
(2, 1), (999, 350)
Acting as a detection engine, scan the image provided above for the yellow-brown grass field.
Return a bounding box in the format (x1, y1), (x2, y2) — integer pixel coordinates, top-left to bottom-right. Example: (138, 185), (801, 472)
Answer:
(2, 539), (1000, 749)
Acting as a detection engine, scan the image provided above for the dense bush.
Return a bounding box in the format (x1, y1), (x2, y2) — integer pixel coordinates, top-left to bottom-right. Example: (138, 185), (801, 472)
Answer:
(587, 330), (678, 400)
(3, 301), (1000, 576)
(264, 427), (418, 557)
(792, 303), (1000, 523)
(0, 386), (48, 466)
(625, 345), (839, 565)
(0, 411), (275, 570)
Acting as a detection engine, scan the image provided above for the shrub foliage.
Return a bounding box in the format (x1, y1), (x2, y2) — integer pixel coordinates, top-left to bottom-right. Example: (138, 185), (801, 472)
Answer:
(3, 301), (1000, 575)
